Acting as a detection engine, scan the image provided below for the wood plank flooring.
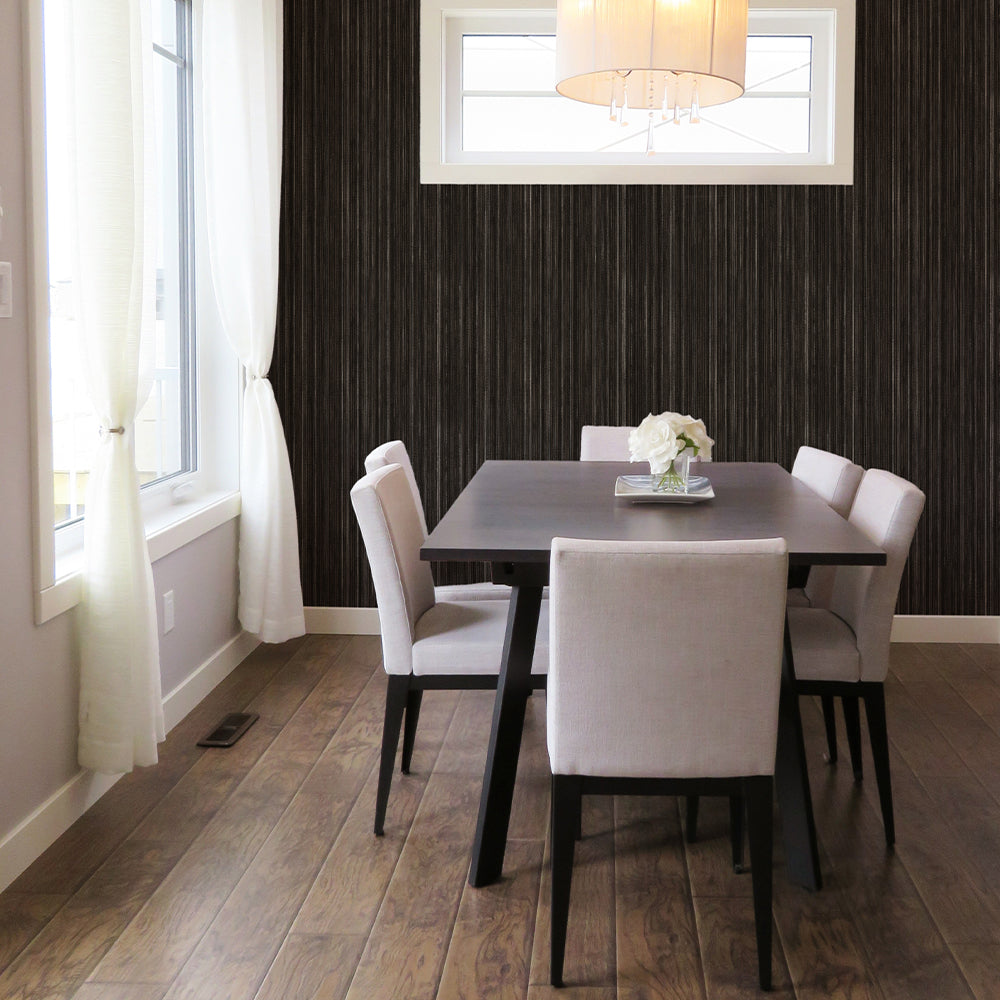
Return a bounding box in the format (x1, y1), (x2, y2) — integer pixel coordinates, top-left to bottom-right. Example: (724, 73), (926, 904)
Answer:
(2, 635), (999, 999)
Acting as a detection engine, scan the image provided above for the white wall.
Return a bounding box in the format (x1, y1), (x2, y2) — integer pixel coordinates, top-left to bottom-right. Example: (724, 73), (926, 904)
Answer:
(0, 0), (244, 888)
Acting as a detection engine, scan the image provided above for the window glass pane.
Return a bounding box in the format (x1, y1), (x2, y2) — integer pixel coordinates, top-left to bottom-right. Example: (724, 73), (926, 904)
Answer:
(462, 35), (556, 92)
(140, 43), (185, 486)
(745, 36), (812, 92)
(463, 94), (811, 155)
(464, 96), (615, 152)
(44, 0), (193, 528)
(151, 0), (177, 53)
(461, 33), (813, 156)
(44, 1), (93, 524)
(701, 97), (811, 154)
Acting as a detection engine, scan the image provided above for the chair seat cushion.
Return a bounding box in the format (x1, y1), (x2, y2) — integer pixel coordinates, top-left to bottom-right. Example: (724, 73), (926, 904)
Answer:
(435, 582), (512, 601)
(413, 600), (549, 676)
(785, 587), (811, 608)
(787, 608), (860, 683)
(435, 583), (549, 602)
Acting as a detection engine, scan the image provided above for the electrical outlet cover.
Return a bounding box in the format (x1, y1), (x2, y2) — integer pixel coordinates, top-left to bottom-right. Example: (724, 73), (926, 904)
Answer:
(0, 262), (12, 318)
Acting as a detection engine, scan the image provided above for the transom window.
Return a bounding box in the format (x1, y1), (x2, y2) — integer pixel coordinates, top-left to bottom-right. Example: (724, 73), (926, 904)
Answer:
(461, 33), (813, 156)
(420, 2), (856, 184)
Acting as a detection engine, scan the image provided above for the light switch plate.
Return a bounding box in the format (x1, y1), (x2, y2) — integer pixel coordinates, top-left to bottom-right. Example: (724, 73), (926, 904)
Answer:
(163, 590), (175, 633)
(0, 262), (11, 318)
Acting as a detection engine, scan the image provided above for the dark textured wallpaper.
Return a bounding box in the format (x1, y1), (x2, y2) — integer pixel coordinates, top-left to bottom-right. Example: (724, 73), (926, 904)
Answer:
(273, 1), (998, 615)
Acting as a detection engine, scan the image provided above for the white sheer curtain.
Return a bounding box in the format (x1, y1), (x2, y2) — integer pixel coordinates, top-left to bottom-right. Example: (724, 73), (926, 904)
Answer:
(69, 0), (165, 772)
(200, 0), (305, 643)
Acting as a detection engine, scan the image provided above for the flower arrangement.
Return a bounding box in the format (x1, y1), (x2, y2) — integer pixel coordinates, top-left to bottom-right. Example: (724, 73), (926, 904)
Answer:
(628, 411), (714, 491)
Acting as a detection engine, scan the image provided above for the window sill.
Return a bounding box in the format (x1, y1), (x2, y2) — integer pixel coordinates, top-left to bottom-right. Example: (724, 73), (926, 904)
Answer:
(34, 490), (242, 625)
(420, 161), (854, 186)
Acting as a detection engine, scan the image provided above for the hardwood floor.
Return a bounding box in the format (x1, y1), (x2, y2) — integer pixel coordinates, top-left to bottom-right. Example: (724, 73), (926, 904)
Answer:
(2, 635), (998, 999)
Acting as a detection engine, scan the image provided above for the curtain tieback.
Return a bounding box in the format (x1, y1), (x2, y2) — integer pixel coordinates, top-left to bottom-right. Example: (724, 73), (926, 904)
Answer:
(101, 425), (126, 436)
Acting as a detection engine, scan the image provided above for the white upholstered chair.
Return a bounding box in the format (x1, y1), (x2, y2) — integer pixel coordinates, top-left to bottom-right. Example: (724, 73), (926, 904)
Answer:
(546, 536), (788, 991)
(788, 446), (865, 768)
(364, 440), (512, 601)
(580, 424), (711, 463)
(351, 464), (548, 835)
(579, 425), (635, 461)
(788, 445), (864, 608)
(788, 469), (925, 846)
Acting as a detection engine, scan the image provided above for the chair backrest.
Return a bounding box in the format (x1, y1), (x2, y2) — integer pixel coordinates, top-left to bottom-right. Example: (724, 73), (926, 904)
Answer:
(547, 537), (788, 780)
(791, 446), (863, 518)
(579, 425), (635, 461)
(580, 424), (711, 463)
(350, 464), (436, 675)
(365, 440), (429, 539)
(829, 469), (925, 682)
(791, 446), (864, 607)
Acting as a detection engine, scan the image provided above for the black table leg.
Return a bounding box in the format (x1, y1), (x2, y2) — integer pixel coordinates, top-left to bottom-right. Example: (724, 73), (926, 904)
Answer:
(468, 583), (542, 887)
(774, 620), (823, 891)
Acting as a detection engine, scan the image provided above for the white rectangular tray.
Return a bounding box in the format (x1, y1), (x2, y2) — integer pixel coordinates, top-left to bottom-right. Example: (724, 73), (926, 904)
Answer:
(615, 474), (715, 504)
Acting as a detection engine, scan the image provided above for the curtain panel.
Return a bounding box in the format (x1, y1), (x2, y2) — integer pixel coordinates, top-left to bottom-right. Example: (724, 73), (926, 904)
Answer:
(69, 0), (165, 772)
(201, 0), (306, 643)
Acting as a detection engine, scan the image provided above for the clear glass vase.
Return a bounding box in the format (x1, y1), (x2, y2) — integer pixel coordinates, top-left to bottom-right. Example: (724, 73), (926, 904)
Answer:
(653, 451), (692, 493)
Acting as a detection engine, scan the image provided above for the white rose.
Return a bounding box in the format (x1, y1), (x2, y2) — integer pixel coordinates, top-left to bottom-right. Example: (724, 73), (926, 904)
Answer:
(628, 413), (680, 475)
(672, 414), (714, 459)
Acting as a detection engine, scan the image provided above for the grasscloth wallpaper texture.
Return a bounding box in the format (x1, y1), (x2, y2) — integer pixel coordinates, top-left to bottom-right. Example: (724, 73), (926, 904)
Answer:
(273, 1), (998, 614)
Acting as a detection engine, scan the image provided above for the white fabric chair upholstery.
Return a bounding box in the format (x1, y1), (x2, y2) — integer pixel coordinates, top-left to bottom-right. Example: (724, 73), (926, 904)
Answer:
(787, 468), (925, 845)
(364, 440), (512, 602)
(788, 446), (864, 609)
(364, 439), (431, 537)
(546, 536), (788, 990)
(580, 424), (711, 464)
(792, 445), (864, 519)
(787, 446), (865, 768)
(579, 425), (635, 461)
(351, 464), (547, 834)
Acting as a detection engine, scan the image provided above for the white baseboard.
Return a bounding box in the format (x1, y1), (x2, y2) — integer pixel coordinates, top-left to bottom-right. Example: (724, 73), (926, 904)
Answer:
(304, 606), (381, 635)
(305, 606), (1000, 647)
(161, 630), (260, 731)
(0, 770), (123, 896)
(890, 616), (1000, 644)
(0, 629), (259, 894)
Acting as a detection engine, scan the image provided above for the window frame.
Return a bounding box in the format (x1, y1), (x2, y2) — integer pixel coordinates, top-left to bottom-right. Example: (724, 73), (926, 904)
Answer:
(25, 0), (242, 623)
(420, 0), (856, 185)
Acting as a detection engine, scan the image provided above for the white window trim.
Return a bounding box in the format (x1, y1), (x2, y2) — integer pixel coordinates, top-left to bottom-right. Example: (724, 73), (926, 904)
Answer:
(24, 0), (242, 626)
(420, 0), (856, 185)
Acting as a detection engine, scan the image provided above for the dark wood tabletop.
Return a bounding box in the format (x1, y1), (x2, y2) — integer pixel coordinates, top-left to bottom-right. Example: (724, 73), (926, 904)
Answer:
(423, 461), (887, 567)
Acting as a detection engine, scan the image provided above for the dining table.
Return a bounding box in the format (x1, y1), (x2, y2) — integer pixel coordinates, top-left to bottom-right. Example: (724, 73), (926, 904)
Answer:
(421, 460), (887, 891)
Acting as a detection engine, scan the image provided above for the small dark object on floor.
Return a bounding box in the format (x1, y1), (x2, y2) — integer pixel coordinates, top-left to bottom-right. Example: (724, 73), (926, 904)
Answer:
(197, 712), (259, 748)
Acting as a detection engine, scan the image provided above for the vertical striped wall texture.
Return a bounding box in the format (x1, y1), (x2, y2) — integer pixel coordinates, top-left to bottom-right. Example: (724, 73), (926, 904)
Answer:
(274, 1), (998, 614)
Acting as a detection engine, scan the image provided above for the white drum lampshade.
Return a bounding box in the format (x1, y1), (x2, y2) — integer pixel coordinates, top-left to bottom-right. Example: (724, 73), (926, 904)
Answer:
(555, 0), (749, 119)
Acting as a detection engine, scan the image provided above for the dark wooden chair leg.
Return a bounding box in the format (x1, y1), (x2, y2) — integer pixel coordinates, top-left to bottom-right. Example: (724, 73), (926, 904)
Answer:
(842, 695), (864, 782)
(821, 694), (838, 763)
(685, 795), (700, 843)
(863, 685), (895, 847)
(550, 774), (581, 988)
(401, 689), (423, 774)
(730, 794), (745, 873)
(374, 675), (409, 836)
(745, 776), (774, 991)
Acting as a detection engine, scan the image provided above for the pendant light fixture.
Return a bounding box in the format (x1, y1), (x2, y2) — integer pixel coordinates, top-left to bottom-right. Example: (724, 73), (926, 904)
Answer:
(555, 0), (750, 154)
